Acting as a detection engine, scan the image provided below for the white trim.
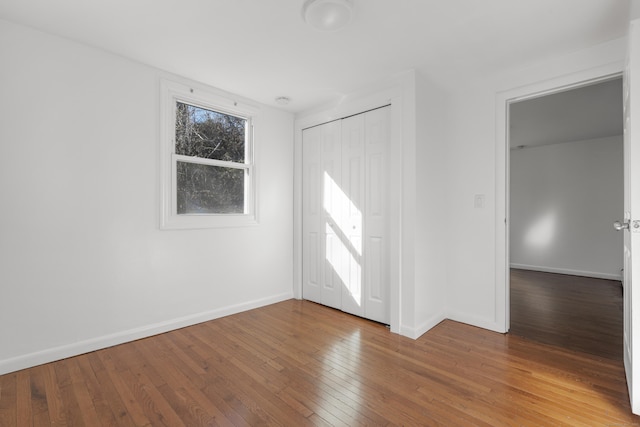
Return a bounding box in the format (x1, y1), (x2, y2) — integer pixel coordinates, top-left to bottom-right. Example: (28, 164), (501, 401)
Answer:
(0, 292), (292, 376)
(402, 311), (447, 340)
(510, 263), (623, 281)
(159, 76), (260, 229)
(495, 62), (624, 334)
(447, 310), (505, 334)
(174, 154), (249, 170)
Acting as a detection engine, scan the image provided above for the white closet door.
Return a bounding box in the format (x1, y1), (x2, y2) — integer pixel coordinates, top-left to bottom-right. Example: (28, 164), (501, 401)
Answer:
(302, 125), (322, 304)
(340, 114), (366, 318)
(364, 107), (390, 324)
(302, 107), (389, 324)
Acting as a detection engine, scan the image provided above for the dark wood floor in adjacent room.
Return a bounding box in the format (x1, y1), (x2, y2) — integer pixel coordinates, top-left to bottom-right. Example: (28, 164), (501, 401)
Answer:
(510, 268), (624, 360)
(1, 296), (637, 426)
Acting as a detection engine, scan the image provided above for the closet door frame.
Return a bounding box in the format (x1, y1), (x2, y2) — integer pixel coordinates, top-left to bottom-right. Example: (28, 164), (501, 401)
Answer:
(294, 82), (406, 335)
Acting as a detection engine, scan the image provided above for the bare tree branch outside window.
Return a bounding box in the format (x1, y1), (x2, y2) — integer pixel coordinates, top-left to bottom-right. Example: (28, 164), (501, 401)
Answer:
(175, 102), (247, 214)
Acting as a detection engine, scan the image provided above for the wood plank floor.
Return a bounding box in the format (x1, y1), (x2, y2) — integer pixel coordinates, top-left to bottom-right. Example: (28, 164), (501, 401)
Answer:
(510, 268), (624, 360)
(1, 298), (638, 426)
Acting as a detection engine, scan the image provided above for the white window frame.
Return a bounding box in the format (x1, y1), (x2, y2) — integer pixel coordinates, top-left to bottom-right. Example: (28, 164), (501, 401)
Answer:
(160, 77), (259, 229)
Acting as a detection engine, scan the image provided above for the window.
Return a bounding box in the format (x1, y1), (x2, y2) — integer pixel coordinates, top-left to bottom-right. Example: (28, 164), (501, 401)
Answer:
(160, 78), (258, 229)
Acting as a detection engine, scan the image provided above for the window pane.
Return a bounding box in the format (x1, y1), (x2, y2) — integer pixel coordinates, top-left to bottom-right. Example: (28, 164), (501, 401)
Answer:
(175, 102), (246, 163)
(177, 161), (245, 214)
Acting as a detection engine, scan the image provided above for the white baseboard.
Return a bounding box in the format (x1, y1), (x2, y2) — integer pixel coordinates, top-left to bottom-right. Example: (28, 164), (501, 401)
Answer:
(400, 311), (446, 340)
(510, 263), (622, 281)
(400, 311), (505, 340)
(446, 310), (506, 334)
(0, 292), (293, 376)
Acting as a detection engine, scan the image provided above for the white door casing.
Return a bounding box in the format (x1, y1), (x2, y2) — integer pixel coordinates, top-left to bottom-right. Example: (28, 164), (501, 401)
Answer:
(496, 66), (624, 336)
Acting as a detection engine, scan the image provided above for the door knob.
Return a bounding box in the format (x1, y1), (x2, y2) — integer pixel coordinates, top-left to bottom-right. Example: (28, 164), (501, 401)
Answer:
(614, 220), (630, 231)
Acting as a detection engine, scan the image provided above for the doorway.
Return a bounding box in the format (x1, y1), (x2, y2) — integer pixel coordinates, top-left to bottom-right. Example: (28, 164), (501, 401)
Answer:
(507, 77), (624, 358)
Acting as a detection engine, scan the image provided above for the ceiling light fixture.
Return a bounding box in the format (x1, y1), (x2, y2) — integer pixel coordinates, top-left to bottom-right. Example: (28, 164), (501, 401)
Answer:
(302, 0), (354, 32)
(275, 96), (291, 106)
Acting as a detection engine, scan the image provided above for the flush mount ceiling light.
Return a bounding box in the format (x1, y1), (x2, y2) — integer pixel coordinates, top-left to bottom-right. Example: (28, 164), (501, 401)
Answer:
(275, 96), (291, 106)
(302, 0), (354, 32)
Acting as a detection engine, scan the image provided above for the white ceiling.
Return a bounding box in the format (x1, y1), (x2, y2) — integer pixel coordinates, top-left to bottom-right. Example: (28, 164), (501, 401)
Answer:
(0, 0), (630, 112)
(510, 77), (623, 148)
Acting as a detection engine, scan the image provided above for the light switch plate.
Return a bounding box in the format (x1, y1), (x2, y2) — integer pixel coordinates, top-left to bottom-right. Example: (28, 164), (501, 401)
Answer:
(474, 194), (485, 209)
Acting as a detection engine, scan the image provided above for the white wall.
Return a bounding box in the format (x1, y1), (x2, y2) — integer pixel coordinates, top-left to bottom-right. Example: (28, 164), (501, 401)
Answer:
(632, 0), (640, 20)
(445, 84), (499, 330)
(446, 36), (626, 332)
(413, 71), (449, 334)
(0, 19), (294, 374)
(510, 136), (623, 280)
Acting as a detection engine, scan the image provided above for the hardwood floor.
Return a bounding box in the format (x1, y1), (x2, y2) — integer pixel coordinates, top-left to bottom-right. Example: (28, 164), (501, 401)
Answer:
(510, 268), (624, 360)
(1, 298), (638, 426)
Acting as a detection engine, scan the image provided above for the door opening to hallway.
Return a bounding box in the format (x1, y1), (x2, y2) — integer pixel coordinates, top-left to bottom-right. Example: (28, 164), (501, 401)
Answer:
(507, 77), (624, 359)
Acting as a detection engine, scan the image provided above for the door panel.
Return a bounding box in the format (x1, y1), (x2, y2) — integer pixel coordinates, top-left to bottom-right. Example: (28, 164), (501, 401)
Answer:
(364, 107), (390, 324)
(368, 236), (384, 301)
(340, 114), (365, 317)
(302, 126), (322, 304)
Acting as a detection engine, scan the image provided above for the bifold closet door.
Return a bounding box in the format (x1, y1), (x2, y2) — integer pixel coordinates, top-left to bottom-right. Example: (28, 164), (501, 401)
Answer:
(302, 106), (390, 324)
